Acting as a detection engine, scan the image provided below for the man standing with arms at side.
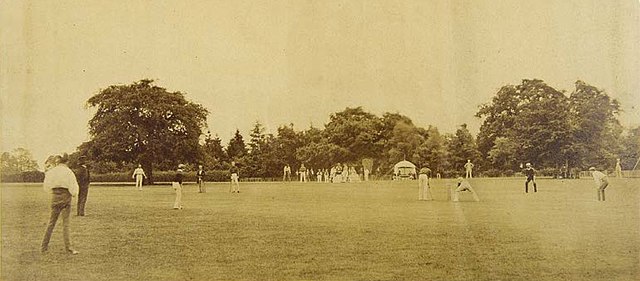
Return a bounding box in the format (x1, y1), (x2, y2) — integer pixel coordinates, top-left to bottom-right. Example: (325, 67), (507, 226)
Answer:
(590, 167), (609, 201)
(132, 164), (147, 191)
(523, 162), (537, 193)
(197, 165), (206, 193)
(614, 158), (623, 178)
(230, 161), (240, 193)
(75, 157), (90, 216)
(41, 154), (79, 254)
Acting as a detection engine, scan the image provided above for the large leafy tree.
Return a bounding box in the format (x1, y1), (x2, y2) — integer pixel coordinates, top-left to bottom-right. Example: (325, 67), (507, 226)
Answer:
(567, 80), (623, 169)
(86, 79), (208, 182)
(324, 107), (383, 162)
(476, 79), (573, 169)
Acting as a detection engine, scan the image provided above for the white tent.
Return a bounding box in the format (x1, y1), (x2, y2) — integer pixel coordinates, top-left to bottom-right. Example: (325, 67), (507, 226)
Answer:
(393, 160), (417, 179)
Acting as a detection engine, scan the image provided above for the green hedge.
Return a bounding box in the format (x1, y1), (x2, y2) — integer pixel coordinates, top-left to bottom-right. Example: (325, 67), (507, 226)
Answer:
(91, 170), (232, 183)
(1, 171), (45, 183)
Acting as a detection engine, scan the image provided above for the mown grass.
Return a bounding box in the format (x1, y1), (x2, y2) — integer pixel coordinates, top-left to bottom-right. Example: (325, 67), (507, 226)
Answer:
(2, 178), (638, 281)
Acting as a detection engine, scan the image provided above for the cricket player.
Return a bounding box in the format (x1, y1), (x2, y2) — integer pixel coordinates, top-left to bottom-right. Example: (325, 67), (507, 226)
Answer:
(589, 167), (609, 201)
(75, 157), (90, 216)
(453, 177), (480, 202)
(41, 155), (79, 254)
(418, 168), (433, 201)
(132, 164), (147, 191)
(197, 165), (206, 193)
(283, 164), (291, 181)
(299, 164), (307, 182)
(615, 159), (623, 178)
(523, 163), (537, 193)
(464, 160), (474, 178)
(173, 164), (184, 209)
(230, 162), (240, 193)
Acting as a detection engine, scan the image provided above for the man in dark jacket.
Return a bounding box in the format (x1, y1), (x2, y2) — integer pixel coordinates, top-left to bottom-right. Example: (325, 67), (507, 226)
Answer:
(75, 157), (90, 216)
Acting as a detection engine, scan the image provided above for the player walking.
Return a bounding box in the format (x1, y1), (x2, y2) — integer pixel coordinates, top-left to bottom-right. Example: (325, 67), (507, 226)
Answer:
(41, 155), (79, 254)
(523, 163), (537, 193)
(589, 167), (609, 201)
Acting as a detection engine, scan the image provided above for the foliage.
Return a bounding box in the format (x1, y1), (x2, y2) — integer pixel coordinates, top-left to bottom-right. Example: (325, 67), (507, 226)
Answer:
(1, 148), (39, 174)
(620, 126), (640, 170)
(324, 107), (383, 162)
(85, 79), (208, 182)
(476, 79), (621, 171)
(226, 129), (247, 161)
(446, 124), (481, 172)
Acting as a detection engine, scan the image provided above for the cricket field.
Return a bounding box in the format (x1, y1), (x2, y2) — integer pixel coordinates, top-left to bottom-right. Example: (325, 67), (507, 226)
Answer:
(2, 178), (638, 281)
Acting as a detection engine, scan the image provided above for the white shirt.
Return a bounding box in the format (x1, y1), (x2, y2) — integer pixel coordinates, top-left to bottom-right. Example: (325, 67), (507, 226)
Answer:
(592, 171), (608, 186)
(43, 164), (79, 196)
(132, 167), (146, 177)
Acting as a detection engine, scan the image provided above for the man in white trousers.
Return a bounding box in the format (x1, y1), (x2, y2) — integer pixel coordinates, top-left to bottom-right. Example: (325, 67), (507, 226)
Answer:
(453, 177), (480, 202)
(132, 164), (147, 191)
(418, 168), (433, 201)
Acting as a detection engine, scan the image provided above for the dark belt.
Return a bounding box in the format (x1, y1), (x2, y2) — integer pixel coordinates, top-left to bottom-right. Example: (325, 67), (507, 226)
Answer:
(52, 187), (70, 194)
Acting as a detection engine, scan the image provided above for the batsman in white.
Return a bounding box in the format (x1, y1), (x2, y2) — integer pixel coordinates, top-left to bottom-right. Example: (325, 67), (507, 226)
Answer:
(418, 168), (433, 201)
(453, 177), (480, 202)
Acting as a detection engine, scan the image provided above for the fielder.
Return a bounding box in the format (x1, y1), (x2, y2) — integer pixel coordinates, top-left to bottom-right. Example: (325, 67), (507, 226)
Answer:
(453, 177), (480, 202)
(230, 162), (240, 193)
(464, 160), (474, 178)
(197, 165), (206, 193)
(132, 164), (147, 191)
(614, 159), (623, 178)
(418, 168), (433, 201)
(523, 163), (537, 193)
(299, 164), (307, 182)
(589, 167), (609, 201)
(173, 164), (184, 209)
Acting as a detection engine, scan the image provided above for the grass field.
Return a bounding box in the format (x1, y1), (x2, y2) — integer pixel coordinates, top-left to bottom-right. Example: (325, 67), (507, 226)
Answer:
(2, 178), (639, 281)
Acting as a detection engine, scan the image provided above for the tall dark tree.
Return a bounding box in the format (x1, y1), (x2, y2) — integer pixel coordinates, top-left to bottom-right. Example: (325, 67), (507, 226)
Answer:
(446, 124), (481, 172)
(202, 131), (227, 169)
(226, 129), (247, 162)
(86, 79), (208, 182)
(414, 126), (449, 173)
(244, 121), (270, 177)
(273, 124), (304, 169)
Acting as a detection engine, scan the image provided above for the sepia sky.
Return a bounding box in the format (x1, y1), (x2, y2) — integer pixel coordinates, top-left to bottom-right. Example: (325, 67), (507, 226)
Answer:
(1, 0), (639, 167)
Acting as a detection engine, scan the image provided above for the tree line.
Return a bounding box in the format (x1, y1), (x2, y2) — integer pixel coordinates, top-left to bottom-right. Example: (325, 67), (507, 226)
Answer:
(2, 79), (638, 182)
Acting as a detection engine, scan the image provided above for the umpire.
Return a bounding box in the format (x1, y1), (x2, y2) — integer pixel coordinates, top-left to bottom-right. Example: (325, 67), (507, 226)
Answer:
(75, 157), (90, 216)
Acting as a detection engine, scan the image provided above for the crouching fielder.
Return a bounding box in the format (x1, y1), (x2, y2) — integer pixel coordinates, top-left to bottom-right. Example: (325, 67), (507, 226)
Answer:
(453, 177), (480, 202)
(418, 168), (433, 201)
(589, 167), (609, 201)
